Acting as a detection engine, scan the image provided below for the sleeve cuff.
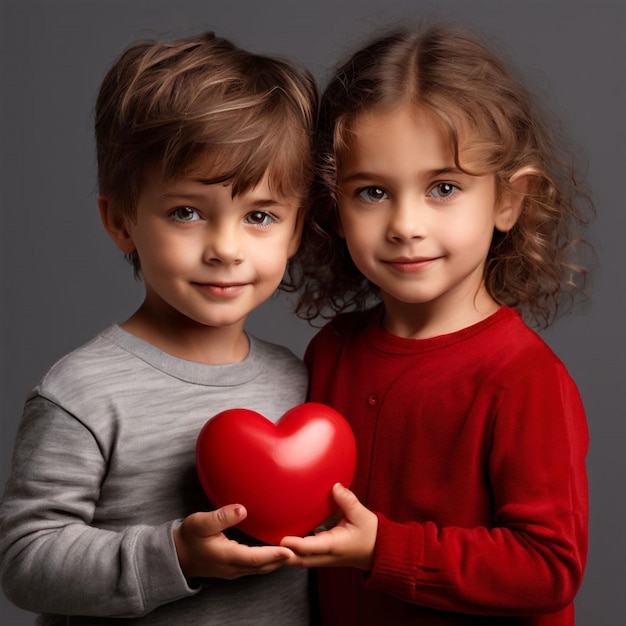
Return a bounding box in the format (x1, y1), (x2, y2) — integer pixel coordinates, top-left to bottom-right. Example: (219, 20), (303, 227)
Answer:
(364, 513), (425, 599)
(134, 521), (200, 612)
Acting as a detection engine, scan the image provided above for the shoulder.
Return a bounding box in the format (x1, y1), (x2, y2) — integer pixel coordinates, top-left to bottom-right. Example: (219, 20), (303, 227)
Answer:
(479, 309), (581, 400)
(249, 335), (307, 377)
(485, 308), (563, 370)
(251, 334), (303, 361)
(33, 327), (139, 405)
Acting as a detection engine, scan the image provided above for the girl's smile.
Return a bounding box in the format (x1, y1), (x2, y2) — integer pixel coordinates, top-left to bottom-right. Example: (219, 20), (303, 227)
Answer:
(383, 256), (443, 272)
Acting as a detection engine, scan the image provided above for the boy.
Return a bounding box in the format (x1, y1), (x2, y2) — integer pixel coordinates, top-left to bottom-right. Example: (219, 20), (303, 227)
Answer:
(0, 32), (317, 624)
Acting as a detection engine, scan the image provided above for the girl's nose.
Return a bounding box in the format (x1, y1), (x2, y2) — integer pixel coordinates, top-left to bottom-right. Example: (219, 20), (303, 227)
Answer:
(387, 198), (426, 242)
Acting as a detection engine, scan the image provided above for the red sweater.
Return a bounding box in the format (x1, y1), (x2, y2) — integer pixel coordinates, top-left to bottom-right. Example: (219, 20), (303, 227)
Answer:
(305, 306), (588, 625)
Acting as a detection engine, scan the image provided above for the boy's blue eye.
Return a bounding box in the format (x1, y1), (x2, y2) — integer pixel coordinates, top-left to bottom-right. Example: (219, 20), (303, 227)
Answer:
(245, 211), (275, 226)
(357, 186), (388, 203)
(170, 207), (201, 222)
(429, 183), (458, 199)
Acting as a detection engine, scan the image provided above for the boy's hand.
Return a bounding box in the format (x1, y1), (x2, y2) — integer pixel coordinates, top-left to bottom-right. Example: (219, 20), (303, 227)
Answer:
(280, 483), (378, 571)
(174, 505), (295, 579)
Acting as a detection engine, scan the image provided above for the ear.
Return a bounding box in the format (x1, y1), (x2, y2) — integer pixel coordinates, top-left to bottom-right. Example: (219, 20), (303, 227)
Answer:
(494, 166), (537, 233)
(98, 196), (136, 255)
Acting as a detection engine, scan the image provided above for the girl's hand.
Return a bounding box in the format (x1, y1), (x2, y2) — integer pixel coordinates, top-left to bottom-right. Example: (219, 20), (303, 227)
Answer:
(280, 483), (378, 570)
(174, 505), (295, 579)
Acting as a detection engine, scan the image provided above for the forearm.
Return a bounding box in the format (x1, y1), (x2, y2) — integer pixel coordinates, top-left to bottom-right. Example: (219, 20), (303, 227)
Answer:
(368, 512), (585, 616)
(0, 517), (194, 616)
(0, 397), (196, 616)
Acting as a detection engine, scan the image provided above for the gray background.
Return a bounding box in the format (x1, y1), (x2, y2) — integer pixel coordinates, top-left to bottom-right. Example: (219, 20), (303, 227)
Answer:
(1, 0), (624, 623)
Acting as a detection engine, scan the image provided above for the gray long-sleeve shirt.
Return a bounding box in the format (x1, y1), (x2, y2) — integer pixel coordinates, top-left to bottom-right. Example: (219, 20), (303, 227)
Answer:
(0, 325), (311, 625)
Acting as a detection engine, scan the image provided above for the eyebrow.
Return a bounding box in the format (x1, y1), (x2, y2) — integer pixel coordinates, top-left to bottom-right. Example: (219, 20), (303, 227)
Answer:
(340, 166), (464, 184)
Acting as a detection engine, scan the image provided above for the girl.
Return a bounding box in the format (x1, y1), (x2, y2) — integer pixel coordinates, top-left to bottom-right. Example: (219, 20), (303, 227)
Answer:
(281, 26), (592, 625)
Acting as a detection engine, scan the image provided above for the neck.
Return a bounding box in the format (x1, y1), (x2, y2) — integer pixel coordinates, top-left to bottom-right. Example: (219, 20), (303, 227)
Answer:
(382, 289), (500, 340)
(120, 303), (250, 365)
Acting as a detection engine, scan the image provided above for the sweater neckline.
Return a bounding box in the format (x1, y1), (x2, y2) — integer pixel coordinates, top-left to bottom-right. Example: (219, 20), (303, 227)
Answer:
(365, 305), (518, 355)
(99, 325), (264, 386)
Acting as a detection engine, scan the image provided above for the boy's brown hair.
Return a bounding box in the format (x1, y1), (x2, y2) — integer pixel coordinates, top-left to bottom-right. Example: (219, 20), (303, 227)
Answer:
(95, 31), (318, 274)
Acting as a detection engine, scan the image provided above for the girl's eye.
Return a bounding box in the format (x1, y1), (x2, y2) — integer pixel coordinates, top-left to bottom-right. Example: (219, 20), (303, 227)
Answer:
(429, 183), (459, 200)
(245, 211), (275, 226)
(170, 207), (201, 222)
(357, 186), (388, 204)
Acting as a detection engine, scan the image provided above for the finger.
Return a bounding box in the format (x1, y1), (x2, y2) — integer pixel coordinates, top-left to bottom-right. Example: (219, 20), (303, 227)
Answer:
(188, 504), (247, 537)
(332, 483), (358, 508)
(283, 553), (339, 569)
(331, 483), (367, 522)
(280, 531), (336, 555)
(228, 544), (295, 569)
(279, 535), (309, 552)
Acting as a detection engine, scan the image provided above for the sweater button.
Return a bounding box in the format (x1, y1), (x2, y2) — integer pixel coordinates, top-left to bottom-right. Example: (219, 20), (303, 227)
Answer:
(367, 393), (378, 406)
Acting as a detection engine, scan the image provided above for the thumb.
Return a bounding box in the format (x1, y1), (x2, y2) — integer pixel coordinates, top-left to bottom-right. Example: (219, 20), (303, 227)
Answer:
(191, 504), (247, 537)
(331, 483), (361, 515)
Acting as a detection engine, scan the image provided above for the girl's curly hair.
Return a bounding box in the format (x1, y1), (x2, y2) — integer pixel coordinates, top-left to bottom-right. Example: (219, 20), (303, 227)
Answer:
(289, 26), (594, 329)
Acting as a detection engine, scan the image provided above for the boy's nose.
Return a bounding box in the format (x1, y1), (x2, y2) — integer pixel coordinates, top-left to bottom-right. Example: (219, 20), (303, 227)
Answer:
(203, 224), (244, 264)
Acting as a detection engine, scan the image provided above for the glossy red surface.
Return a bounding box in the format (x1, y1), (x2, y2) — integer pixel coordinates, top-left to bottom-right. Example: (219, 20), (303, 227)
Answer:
(196, 402), (357, 544)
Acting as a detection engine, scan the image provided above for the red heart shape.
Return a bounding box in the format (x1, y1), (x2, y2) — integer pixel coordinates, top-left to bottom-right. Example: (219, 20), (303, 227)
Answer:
(195, 402), (357, 545)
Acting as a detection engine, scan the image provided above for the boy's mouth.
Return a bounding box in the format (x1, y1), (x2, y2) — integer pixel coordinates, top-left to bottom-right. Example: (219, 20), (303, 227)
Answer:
(193, 282), (249, 298)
